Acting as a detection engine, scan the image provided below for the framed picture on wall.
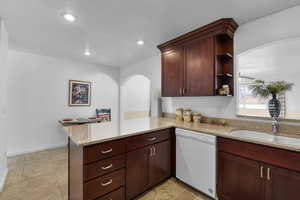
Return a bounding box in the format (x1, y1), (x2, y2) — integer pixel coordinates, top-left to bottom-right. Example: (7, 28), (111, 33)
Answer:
(69, 80), (91, 106)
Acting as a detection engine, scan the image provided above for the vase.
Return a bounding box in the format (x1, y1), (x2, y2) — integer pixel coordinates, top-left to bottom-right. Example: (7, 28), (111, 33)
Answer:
(268, 93), (281, 118)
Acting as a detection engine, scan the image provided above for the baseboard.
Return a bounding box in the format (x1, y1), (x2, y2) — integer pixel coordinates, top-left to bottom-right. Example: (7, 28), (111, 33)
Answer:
(0, 167), (8, 192)
(6, 142), (68, 157)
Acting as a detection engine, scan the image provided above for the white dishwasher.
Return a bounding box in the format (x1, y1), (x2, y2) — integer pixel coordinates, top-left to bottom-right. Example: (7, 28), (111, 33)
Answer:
(176, 128), (216, 199)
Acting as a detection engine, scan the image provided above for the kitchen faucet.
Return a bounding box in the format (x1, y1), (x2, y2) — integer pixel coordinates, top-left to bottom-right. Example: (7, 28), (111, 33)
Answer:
(272, 117), (279, 134)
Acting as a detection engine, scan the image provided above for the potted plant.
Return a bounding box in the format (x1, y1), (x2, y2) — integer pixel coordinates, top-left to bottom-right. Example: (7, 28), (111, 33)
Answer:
(249, 80), (293, 118)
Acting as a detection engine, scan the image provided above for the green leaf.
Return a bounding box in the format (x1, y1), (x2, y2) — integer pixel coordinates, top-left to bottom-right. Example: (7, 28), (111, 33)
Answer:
(248, 80), (293, 99)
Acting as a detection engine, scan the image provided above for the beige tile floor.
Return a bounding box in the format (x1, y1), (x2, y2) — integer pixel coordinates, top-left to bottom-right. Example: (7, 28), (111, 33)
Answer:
(0, 146), (212, 200)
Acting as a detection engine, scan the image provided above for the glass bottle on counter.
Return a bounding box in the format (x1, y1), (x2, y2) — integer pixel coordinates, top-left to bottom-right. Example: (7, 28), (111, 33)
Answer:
(183, 109), (192, 122)
(176, 108), (183, 121)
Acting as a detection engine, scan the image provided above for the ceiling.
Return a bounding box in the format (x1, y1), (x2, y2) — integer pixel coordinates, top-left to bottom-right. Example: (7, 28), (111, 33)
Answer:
(0, 0), (300, 67)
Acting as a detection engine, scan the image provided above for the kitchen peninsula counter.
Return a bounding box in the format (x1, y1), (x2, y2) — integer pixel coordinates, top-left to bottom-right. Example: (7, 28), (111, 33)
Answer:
(63, 117), (300, 152)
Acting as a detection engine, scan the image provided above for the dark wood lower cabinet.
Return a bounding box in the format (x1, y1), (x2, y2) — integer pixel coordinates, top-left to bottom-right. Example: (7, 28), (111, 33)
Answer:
(126, 146), (150, 200)
(149, 140), (171, 187)
(218, 137), (300, 200)
(265, 165), (300, 200)
(69, 128), (173, 200)
(70, 129), (300, 200)
(126, 139), (171, 199)
(217, 152), (264, 200)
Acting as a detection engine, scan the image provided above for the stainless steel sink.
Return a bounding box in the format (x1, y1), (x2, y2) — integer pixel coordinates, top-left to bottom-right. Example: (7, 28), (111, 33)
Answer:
(231, 130), (300, 147)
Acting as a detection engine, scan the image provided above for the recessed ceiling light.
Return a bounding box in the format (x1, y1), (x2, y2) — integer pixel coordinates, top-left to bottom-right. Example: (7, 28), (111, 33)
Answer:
(84, 49), (91, 56)
(63, 13), (76, 22)
(137, 40), (144, 45)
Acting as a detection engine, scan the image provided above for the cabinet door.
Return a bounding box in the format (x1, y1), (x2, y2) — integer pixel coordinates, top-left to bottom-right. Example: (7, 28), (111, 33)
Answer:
(217, 152), (264, 200)
(265, 165), (300, 200)
(161, 47), (184, 97)
(149, 140), (171, 187)
(126, 146), (150, 200)
(185, 36), (214, 96)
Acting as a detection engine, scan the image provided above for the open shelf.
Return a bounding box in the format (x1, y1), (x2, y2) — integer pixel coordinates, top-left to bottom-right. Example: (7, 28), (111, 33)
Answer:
(216, 53), (233, 58)
(216, 53), (233, 63)
(217, 73), (233, 78)
(215, 33), (234, 96)
(216, 33), (233, 42)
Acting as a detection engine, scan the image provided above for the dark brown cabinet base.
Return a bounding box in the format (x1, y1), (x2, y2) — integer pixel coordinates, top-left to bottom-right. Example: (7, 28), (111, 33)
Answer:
(126, 139), (171, 199)
(126, 146), (150, 200)
(69, 129), (173, 200)
(69, 128), (300, 200)
(217, 137), (300, 200)
(218, 152), (264, 200)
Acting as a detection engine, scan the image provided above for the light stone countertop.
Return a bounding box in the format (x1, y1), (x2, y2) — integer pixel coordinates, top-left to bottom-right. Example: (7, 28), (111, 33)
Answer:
(63, 117), (300, 152)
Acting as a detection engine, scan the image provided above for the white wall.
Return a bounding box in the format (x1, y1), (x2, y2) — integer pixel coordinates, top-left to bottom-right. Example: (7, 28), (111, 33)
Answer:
(120, 56), (162, 117)
(6, 50), (120, 156)
(235, 5), (300, 55)
(121, 75), (151, 119)
(120, 5), (300, 124)
(0, 19), (9, 191)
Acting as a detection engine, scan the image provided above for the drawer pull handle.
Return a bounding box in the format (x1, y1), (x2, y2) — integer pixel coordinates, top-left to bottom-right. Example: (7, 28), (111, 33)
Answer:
(260, 166), (263, 179)
(101, 179), (113, 186)
(101, 148), (113, 154)
(101, 164), (113, 170)
(148, 137), (157, 141)
(267, 168), (271, 181)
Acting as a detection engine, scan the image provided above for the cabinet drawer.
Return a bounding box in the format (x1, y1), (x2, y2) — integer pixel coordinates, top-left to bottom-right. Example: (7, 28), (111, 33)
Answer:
(96, 187), (124, 200)
(85, 140), (125, 163)
(126, 129), (171, 151)
(85, 155), (125, 181)
(218, 137), (300, 172)
(84, 169), (125, 200)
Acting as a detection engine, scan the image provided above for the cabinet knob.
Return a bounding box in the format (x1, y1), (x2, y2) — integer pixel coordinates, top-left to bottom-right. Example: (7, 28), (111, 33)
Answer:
(179, 88), (183, 96)
(101, 148), (113, 154)
(267, 168), (271, 181)
(101, 179), (113, 186)
(101, 163), (113, 170)
(149, 146), (156, 156)
(148, 137), (157, 141)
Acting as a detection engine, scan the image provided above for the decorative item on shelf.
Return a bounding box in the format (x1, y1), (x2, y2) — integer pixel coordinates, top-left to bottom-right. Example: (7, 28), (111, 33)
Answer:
(96, 108), (111, 122)
(192, 112), (203, 122)
(176, 108), (184, 121)
(218, 88), (226, 96)
(223, 85), (230, 95)
(218, 84), (230, 96)
(69, 80), (91, 106)
(249, 80), (294, 118)
(183, 108), (193, 122)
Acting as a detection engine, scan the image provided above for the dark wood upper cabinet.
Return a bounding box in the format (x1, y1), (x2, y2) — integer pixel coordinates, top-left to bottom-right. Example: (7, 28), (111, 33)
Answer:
(161, 47), (184, 97)
(158, 18), (238, 97)
(185, 36), (215, 96)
